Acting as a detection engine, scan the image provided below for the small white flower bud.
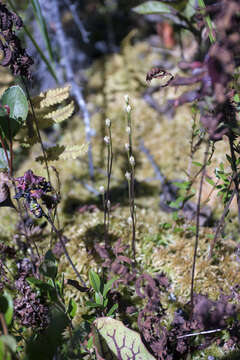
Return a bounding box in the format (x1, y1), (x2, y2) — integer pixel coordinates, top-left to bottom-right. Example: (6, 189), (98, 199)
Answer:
(125, 171), (131, 181)
(107, 200), (111, 209)
(129, 156), (135, 166)
(125, 126), (131, 134)
(124, 94), (129, 103)
(125, 143), (130, 151)
(104, 136), (110, 144)
(105, 118), (111, 127)
(99, 186), (104, 194)
(127, 216), (132, 225)
(125, 104), (131, 113)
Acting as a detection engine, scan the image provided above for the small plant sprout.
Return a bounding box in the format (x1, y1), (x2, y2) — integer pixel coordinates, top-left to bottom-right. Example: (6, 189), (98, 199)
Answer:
(86, 270), (118, 319)
(124, 95), (136, 261)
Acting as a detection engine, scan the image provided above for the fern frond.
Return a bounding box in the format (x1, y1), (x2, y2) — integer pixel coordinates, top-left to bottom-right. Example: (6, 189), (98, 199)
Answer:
(44, 101), (75, 123)
(39, 85), (71, 108)
(35, 144), (65, 163)
(59, 144), (88, 160)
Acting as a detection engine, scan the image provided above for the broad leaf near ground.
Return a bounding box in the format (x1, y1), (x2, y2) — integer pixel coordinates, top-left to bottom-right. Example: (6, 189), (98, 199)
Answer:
(93, 317), (156, 360)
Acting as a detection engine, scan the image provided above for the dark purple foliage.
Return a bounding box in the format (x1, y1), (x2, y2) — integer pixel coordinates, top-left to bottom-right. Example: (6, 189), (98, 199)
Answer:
(170, 0), (240, 140)
(0, 1), (33, 78)
(14, 258), (50, 330)
(14, 170), (58, 218)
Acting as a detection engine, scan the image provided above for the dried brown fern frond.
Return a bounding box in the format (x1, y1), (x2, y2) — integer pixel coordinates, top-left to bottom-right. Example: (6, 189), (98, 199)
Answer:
(59, 144), (88, 160)
(35, 144), (88, 163)
(44, 101), (74, 123)
(28, 85), (74, 130)
(38, 85), (71, 108)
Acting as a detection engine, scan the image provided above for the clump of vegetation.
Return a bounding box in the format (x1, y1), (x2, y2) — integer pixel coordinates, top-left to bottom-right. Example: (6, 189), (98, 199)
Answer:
(0, 0), (240, 359)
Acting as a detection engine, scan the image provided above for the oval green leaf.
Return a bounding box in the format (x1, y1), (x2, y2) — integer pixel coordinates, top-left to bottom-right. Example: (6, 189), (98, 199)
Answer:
(3, 292), (13, 326)
(1, 86), (28, 138)
(89, 270), (101, 293)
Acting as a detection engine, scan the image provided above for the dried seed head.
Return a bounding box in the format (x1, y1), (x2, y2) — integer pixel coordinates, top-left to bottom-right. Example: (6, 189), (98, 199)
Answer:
(105, 118), (111, 127)
(125, 105), (132, 113)
(104, 136), (110, 144)
(127, 216), (133, 225)
(125, 143), (130, 151)
(125, 171), (131, 181)
(129, 156), (135, 166)
(99, 186), (104, 194)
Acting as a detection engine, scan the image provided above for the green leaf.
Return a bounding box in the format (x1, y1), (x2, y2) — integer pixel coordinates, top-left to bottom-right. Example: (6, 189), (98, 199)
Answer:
(184, 0), (197, 18)
(172, 211), (179, 221)
(3, 292), (13, 326)
(26, 308), (69, 359)
(26, 277), (56, 299)
(0, 148), (9, 170)
(205, 176), (215, 186)
(226, 154), (233, 166)
(67, 298), (77, 319)
(173, 181), (191, 189)
(0, 86), (28, 139)
(85, 301), (101, 308)
(192, 161), (202, 167)
(87, 336), (93, 350)
(40, 250), (58, 280)
(0, 337), (11, 360)
(93, 317), (156, 359)
(198, 0), (216, 43)
(234, 94), (240, 102)
(132, 1), (174, 15)
(95, 292), (103, 305)
(1, 335), (16, 353)
(107, 303), (118, 317)
(89, 270), (101, 293)
(103, 276), (118, 298)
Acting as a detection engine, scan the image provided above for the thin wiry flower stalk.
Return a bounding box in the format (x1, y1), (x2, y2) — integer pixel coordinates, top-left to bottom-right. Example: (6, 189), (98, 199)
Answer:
(190, 139), (210, 320)
(103, 119), (113, 241)
(44, 211), (86, 287)
(124, 96), (136, 261)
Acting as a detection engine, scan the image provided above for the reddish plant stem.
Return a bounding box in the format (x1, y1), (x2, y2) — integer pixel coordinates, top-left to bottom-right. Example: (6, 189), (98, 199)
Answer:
(0, 132), (10, 172)
(5, 106), (13, 176)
